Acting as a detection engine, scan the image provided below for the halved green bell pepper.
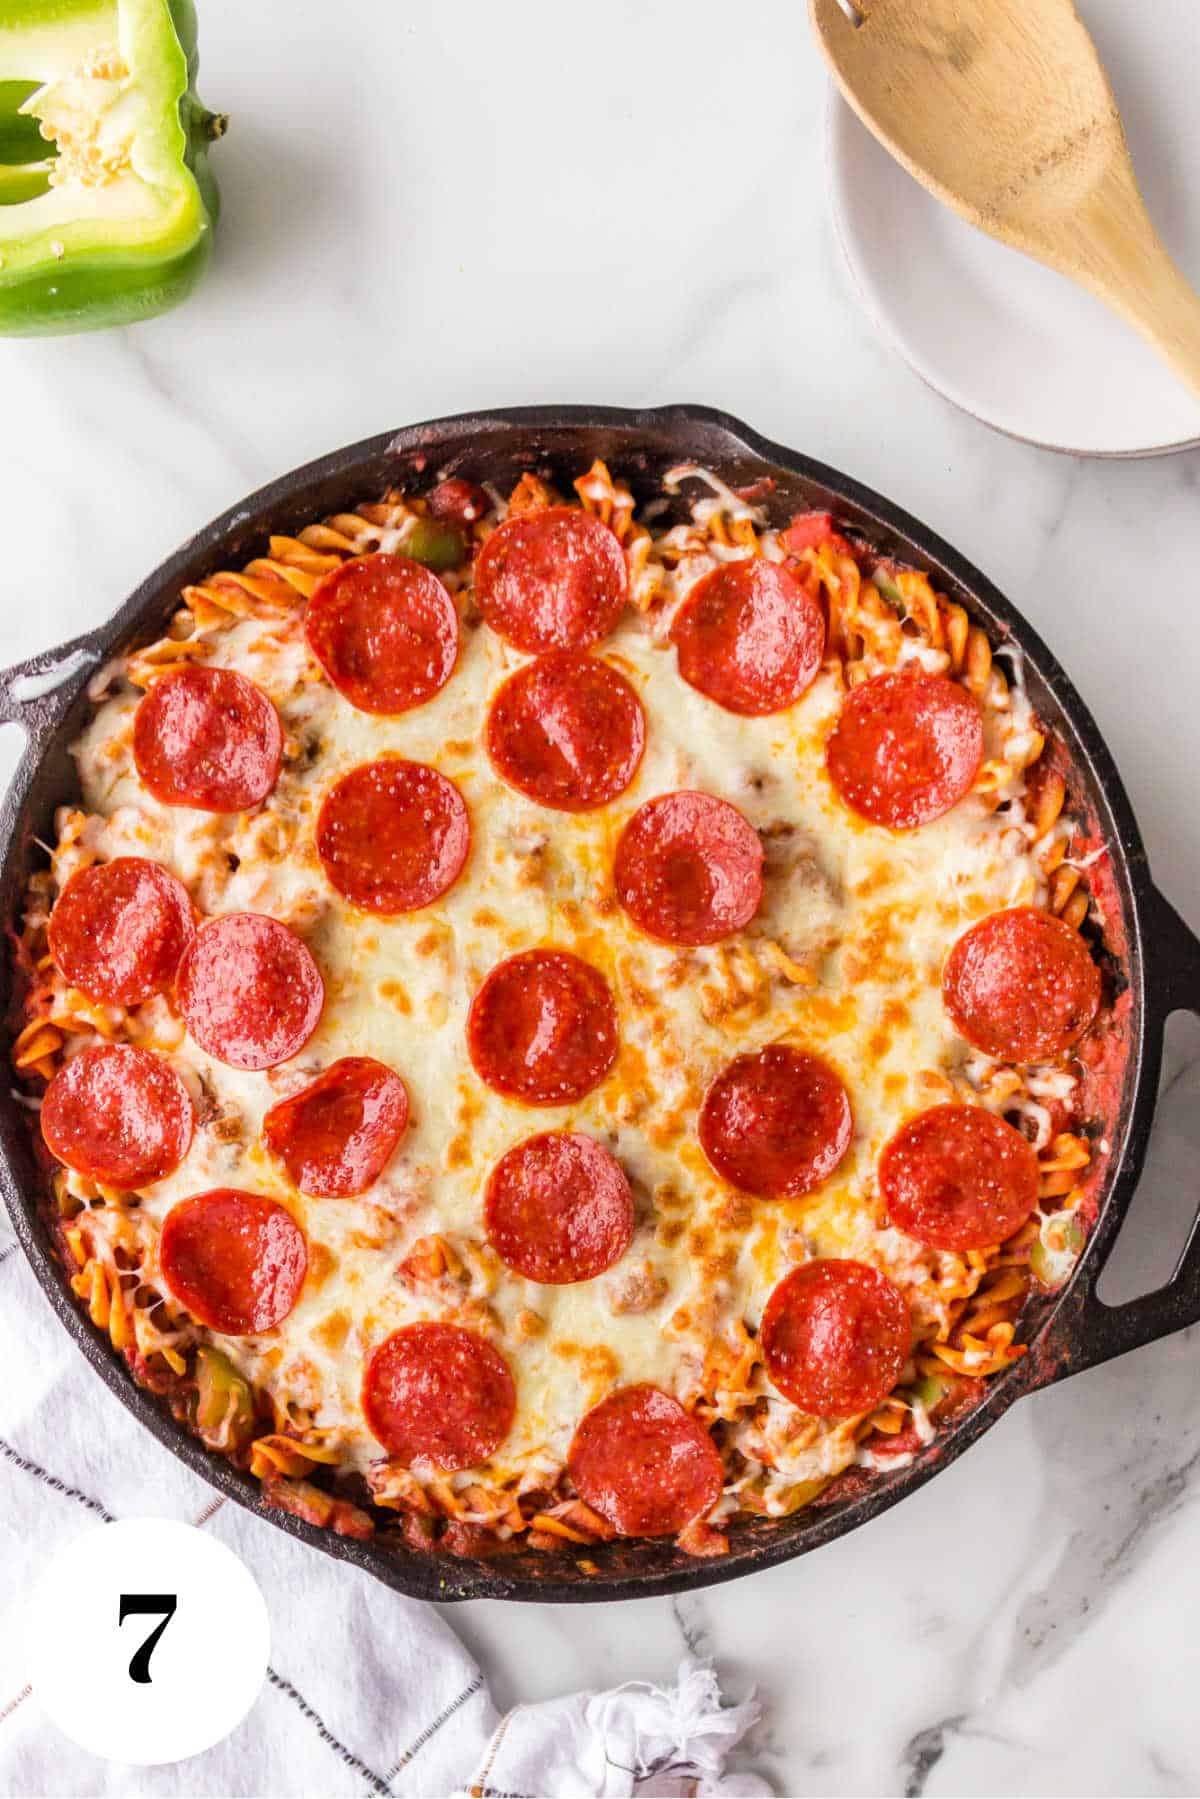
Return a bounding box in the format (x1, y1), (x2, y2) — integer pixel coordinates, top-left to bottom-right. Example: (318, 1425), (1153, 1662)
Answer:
(0, 78), (57, 203)
(0, 0), (224, 335)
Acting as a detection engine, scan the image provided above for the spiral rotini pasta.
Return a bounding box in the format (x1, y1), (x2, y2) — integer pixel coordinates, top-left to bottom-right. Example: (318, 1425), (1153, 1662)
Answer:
(10, 459), (1106, 1562)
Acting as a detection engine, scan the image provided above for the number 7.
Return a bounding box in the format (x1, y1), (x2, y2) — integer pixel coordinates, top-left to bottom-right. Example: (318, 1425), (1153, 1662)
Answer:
(118, 1594), (178, 1684)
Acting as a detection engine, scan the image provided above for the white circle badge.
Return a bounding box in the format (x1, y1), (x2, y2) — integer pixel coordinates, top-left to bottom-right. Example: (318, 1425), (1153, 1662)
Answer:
(27, 1518), (270, 1766)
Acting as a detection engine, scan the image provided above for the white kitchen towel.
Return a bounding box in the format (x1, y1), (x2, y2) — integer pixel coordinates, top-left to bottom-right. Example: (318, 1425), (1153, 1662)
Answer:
(0, 1225), (768, 1799)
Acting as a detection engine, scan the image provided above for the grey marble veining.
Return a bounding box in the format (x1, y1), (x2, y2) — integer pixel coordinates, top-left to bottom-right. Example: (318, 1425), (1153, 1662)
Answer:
(2, 3), (1199, 1793)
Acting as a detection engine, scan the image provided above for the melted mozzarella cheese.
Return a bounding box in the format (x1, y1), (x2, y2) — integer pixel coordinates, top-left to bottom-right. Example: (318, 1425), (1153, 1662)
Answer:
(64, 516), (1051, 1506)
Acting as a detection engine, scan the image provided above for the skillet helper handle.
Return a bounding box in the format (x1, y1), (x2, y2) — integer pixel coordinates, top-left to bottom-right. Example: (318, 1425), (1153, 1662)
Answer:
(1033, 886), (1200, 1379)
(0, 633), (103, 746)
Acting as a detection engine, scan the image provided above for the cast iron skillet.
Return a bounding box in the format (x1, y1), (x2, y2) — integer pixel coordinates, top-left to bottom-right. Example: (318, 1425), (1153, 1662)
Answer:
(1, 404), (1198, 1605)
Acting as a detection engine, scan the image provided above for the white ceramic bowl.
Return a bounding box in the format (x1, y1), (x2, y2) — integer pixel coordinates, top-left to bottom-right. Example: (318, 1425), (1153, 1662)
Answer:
(828, 0), (1200, 456)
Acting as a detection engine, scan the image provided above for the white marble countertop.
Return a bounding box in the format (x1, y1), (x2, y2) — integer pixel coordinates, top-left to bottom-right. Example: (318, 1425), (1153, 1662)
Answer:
(3, 4), (1200, 1794)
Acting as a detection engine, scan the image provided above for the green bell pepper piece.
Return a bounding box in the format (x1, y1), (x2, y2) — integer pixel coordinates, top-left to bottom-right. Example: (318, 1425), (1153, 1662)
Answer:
(872, 566), (906, 611)
(404, 517), (469, 573)
(193, 1344), (255, 1451)
(0, 0), (224, 335)
(909, 1372), (947, 1412)
(1030, 1210), (1085, 1286)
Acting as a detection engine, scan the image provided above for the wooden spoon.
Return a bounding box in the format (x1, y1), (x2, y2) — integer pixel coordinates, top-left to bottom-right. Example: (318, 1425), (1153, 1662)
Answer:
(811, 0), (1200, 400)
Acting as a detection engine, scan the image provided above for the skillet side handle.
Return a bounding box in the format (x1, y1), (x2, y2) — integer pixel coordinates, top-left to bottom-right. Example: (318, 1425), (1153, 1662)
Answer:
(1031, 885), (1200, 1382)
(0, 634), (105, 747)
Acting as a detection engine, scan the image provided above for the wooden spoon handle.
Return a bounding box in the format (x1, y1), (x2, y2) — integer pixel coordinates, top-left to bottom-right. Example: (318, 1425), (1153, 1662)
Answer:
(1116, 242), (1200, 403)
(1076, 183), (1200, 402)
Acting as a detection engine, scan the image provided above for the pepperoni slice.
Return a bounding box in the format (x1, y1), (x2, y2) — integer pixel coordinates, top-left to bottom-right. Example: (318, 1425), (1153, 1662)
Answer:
(159, 1189), (307, 1334)
(361, 1323), (515, 1471)
(825, 670), (984, 829)
(485, 1131), (634, 1284)
(263, 1057), (409, 1198)
(47, 857), (193, 1007)
(316, 759), (470, 915)
(759, 1260), (910, 1418)
(699, 1045), (852, 1199)
(670, 559), (825, 716)
(567, 1384), (723, 1538)
(304, 553), (459, 716)
(614, 792), (763, 946)
(942, 905), (1102, 1062)
(468, 949), (618, 1106)
(132, 665), (283, 813)
(475, 507), (628, 653)
(879, 1104), (1040, 1252)
(486, 652), (645, 812)
(177, 913), (324, 1070)
(41, 1045), (194, 1189)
